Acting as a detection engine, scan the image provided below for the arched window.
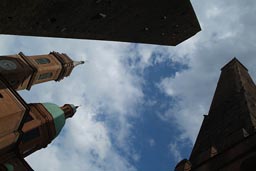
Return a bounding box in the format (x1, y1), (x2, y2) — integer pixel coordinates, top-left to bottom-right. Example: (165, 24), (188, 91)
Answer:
(240, 155), (256, 171)
(38, 72), (53, 80)
(35, 58), (50, 64)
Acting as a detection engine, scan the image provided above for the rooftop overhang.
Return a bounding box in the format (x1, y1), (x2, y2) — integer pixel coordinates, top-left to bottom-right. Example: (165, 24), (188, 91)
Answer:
(0, 0), (201, 46)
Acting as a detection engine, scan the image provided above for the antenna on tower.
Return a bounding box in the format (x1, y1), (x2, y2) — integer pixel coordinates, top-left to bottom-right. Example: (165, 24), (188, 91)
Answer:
(75, 105), (82, 109)
(73, 56), (89, 67)
(73, 60), (86, 67)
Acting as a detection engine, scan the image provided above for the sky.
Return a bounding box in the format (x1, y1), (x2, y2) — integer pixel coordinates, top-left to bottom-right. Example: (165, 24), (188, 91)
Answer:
(1, 0), (256, 170)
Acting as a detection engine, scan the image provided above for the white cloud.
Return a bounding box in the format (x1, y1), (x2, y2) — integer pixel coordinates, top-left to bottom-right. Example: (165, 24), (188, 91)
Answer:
(0, 35), (18, 55)
(206, 6), (221, 18)
(168, 142), (182, 163)
(148, 139), (156, 147)
(131, 153), (141, 163)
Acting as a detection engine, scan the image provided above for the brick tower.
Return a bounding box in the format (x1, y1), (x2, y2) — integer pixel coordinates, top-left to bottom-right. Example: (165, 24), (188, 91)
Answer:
(175, 58), (256, 171)
(0, 52), (83, 170)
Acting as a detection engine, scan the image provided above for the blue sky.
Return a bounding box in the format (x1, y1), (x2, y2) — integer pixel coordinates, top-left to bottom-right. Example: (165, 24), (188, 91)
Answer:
(1, 0), (256, 170)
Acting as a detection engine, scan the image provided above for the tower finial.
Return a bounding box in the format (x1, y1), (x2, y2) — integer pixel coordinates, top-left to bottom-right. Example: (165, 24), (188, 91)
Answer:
(73, 60), (85, 67)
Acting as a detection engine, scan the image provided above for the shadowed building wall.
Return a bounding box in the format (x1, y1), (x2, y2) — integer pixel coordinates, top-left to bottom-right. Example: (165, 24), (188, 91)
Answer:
(0, 0), (201, 46)
(175, 58), (256, 171)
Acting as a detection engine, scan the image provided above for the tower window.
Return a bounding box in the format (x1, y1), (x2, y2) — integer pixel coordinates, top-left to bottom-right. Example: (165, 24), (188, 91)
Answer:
(21, 128), (40, 143)
(38, 72), (53, 80)
(35, 58), (50, 64)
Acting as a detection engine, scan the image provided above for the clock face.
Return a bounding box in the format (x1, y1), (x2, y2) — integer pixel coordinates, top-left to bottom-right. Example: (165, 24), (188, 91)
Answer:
(0, 60), (17, 70)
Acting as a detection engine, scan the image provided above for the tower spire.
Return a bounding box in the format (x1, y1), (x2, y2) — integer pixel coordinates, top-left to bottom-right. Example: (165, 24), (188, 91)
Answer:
(73, 60), (85, 67)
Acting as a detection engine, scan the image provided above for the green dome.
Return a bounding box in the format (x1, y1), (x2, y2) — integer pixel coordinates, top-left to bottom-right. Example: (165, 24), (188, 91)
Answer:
(42, 103), (66, 136)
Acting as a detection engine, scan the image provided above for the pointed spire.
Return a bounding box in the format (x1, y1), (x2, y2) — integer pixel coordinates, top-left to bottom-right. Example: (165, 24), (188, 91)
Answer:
(73, 60), (85, 67)
(221, 57), (248, 72)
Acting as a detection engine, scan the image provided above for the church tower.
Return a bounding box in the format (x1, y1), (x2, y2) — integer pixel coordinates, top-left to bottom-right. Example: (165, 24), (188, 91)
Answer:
(175, 58), (256, 171)
(0, 51), (83, 170)
(0, 51), (84, 90)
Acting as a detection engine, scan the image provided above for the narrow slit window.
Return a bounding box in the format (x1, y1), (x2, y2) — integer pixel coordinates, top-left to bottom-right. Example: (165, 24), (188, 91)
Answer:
(38, 73), (53, 80)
